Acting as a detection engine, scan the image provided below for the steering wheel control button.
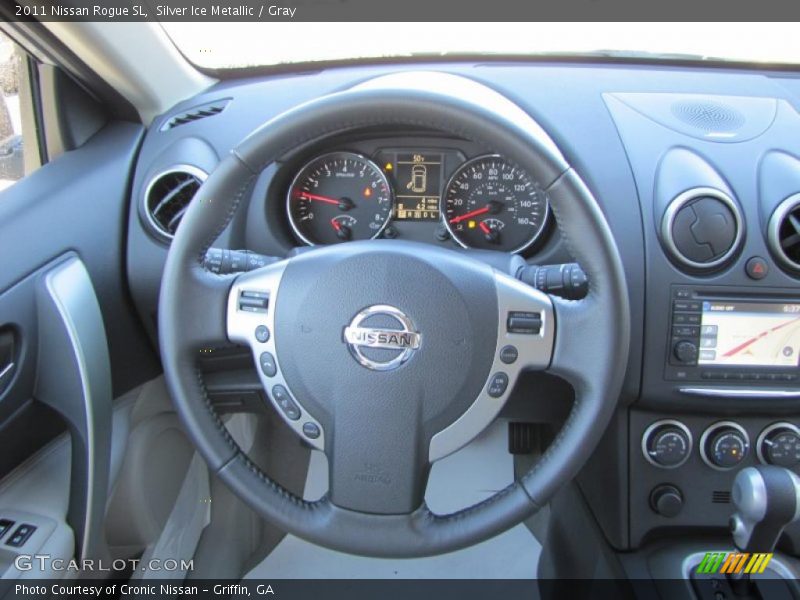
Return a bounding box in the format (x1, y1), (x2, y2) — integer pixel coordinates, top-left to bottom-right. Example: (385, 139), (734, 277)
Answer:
(258, 352), (277, 377)
(271, 385), (300, 420)
(499, 345), (519, 364)
(302, 422), (320, 439)
(487, 372), (509, 398)
(254, 325), (270, 343)
(745, 256), (769, 280)
(238, 290), (269, 313)
(506, 311), (542, 334)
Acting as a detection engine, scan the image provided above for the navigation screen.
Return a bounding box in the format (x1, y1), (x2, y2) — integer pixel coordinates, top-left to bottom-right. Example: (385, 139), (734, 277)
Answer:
(392, 153), (442, 221)
(698, 301), (800, 367)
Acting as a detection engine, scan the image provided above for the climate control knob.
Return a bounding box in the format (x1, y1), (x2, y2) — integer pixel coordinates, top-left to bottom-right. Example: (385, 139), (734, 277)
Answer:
(701, 422), (750, 470)
(643, 420), (692, 468)
(757, 423), (800, 468)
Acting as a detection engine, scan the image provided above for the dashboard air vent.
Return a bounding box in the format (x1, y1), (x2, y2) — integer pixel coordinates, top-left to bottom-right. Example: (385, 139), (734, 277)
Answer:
(160, 99), (230, 131)
(144, 166), (207, 239)
(768, 193), (800, 274)
(661, 187), (744, 272)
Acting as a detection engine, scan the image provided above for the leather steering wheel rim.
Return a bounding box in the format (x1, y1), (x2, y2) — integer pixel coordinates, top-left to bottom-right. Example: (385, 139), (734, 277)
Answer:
(158, 72), (630, 558)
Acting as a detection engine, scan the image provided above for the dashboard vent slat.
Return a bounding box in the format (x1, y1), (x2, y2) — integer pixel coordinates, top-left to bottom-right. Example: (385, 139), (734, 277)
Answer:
(768, 194), (800, 274)
(161, 99), (230, 131)
(712, 491), (731, 504)
(144, 167), (207, 240)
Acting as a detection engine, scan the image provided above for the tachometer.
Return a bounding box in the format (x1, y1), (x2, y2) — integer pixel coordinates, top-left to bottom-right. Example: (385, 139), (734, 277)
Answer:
(287, 152), (393, 245)
(442, 155), (548, 253)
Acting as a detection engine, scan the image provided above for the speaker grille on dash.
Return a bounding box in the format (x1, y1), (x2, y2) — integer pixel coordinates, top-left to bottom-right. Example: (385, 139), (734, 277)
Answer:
(670, 101), (746, 133)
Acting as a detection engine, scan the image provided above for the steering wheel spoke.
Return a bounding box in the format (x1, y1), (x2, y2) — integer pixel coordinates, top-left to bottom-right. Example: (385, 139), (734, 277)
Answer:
(227, 259), (326, 450)
(428, 270), (554, 461)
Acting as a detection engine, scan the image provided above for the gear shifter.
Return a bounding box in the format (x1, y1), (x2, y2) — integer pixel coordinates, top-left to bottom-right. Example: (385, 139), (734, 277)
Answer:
(730, 465), (800, 555)
(692, 466), (800, 600)
(725, 466), (800, 597)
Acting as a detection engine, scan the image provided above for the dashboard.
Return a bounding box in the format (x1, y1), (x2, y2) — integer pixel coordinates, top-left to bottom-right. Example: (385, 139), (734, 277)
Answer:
(124, 60), (800, 554)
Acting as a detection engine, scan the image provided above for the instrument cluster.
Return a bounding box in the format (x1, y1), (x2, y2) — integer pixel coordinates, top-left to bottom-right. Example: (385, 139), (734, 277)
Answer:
(285, 145), (550, 254)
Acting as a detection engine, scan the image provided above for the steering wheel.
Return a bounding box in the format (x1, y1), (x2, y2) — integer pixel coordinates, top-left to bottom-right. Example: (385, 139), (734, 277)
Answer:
(159, 72), (629, 557)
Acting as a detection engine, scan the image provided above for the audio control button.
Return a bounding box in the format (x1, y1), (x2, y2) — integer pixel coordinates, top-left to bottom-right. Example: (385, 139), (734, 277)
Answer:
(673, 340), (699, 364)
(673, 325), (700, 337)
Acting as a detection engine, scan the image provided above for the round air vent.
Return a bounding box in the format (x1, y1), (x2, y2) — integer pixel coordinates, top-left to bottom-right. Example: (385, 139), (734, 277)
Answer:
(768, 193), (800, 274)
(143, 165), (207, 240)
(670, 100), (745, 134)
(661, 187), (744, 271)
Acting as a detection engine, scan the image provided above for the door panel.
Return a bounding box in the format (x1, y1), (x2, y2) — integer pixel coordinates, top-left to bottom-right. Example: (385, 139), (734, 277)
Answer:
(0, 118), (160, 568)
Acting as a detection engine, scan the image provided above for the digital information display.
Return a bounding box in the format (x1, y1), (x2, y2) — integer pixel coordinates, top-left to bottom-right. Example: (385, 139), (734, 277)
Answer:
(698, 301), (800, 368)
(392, 153), (442, 221)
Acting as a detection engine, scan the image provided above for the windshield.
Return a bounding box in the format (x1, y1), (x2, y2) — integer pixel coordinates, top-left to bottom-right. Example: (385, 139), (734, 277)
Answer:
(162, 22), (800, 70)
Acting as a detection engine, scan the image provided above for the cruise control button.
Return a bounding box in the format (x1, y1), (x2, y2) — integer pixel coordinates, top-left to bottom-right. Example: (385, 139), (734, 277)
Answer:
(259, 352), (277, 377)
(302, 422), (320, 439)
(499, 345), (518, 364)
(255, 325), (270, 343)
(272, 385), (300, 420)
(487, 372), (509, 398)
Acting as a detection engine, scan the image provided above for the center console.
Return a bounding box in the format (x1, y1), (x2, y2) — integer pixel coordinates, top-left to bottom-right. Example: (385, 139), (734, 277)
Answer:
(598, 90), (800, 566)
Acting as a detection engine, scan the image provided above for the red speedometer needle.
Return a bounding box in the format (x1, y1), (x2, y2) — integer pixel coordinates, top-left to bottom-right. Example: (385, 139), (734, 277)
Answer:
(296, 191), (340, 206)
(450, 206), (490, 224)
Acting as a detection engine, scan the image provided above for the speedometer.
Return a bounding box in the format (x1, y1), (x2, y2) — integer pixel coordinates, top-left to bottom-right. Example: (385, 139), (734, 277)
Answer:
(442, 155), (548, 253)
(287, 152), (393, 245)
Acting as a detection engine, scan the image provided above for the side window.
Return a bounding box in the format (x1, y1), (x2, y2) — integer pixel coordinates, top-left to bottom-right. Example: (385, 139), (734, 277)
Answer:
(0, 31), (39, 191)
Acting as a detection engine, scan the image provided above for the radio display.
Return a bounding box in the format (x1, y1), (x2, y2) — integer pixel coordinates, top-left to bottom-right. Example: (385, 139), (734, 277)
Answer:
(392, 152), (442, 221)
(698, 301), (800, 368)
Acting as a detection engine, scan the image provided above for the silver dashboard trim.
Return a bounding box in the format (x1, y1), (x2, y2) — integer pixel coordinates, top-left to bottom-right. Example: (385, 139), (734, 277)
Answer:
(142, 164), (208, 242)
(285, 151), (393, 246)
(440, 153), (550, 255)
(756, 422), (800, 465)
(641, 419), (693, 469)
(679, 387), (800, 399)
(699, 420), (750, 471)
(767, 193), (800, 274)
(661, 186), (744, 270)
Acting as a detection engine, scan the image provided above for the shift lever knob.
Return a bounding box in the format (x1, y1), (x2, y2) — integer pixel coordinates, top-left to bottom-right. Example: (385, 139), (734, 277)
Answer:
(730, 465), (800, 554)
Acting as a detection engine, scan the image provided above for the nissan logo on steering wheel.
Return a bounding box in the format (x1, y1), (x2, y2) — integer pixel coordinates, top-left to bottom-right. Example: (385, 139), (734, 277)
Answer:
(343, 305), (421, 371)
